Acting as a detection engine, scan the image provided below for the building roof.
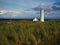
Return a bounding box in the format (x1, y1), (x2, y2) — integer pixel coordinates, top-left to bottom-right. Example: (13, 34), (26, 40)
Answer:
(33, 17), (39, 21)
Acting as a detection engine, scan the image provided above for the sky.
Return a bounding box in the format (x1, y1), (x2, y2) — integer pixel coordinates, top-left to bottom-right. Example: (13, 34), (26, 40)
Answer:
(0, 0), (60, 19)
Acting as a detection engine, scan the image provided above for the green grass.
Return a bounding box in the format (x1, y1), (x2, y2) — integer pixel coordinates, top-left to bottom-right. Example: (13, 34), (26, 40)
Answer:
(0, 20), (60, 45)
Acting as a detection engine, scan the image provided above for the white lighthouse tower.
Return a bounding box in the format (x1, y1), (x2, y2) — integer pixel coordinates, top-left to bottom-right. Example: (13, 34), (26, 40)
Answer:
(40, 7), (44, 22)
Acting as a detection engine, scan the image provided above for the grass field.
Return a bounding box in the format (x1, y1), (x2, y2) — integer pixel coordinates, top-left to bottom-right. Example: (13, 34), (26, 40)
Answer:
(0, 20), (60, 45)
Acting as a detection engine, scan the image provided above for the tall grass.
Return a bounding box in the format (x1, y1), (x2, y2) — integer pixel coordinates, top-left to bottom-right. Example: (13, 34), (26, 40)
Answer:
(0, 20), (60, 45)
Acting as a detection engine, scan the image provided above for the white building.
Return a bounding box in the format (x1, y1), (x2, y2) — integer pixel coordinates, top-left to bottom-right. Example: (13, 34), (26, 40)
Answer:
(40, 7), (44, 22)
(33, 17), (39, 21)
(33, 7), (44, 22)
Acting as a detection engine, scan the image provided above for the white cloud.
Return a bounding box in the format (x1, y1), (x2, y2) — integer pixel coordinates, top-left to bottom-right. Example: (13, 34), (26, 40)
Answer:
(0, 10), (8, 14)
(0, 9), (38, 18)
(54, 5), (60, 8)
(42, 2), (53, 10)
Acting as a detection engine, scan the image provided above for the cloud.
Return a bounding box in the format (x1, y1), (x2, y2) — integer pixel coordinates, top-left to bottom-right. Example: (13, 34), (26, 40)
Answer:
(0, 0), (60, 19)
(0, 10), (8, 14)
(32, 2), (53, 11)
(0, 10), (21, 18)
(32, 2), (60, 11)
(8, 10), (20, 16)
(52, 2), (60, 10)
(0, 9), (39, 18)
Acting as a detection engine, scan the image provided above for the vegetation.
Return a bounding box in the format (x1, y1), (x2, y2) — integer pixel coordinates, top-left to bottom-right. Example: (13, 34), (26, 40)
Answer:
(0, 20), (60, 45)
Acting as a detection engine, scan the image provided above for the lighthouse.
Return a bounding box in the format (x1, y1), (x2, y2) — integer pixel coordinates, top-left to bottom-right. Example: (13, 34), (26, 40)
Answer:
(40, 7), (44, 22)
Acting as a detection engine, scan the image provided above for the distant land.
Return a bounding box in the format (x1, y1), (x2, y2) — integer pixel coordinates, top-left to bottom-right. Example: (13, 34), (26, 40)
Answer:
(0, 18), (60, 21)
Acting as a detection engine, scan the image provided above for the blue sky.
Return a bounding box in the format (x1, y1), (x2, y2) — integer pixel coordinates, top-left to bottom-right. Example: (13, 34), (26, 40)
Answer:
(0, 0), (60, 19)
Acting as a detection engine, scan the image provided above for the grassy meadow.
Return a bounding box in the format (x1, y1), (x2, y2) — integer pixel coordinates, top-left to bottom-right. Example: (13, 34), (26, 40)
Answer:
(0, 20), (60, 45)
